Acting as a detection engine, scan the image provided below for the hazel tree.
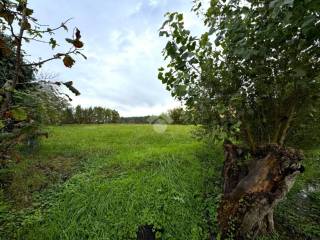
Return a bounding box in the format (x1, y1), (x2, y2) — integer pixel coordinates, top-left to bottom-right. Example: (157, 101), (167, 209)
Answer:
(159, 0), (319, 238)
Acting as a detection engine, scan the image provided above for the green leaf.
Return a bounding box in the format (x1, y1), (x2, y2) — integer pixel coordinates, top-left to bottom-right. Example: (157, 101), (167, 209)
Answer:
(61, 23), (68, 31)
(76, 51), (87, 60)
(301, 15), (316, 29)
(65, 38), (74, 44)
(159, 31), (169, 37)
(294, 68), (306, 77)
(176, 85), (187, 96)
(177, 13), (183, 21)
(25, 8), (33, 16)
(200, 33), (209, 48)
(0, 120), (4, 129)
(158, 72), (165, 82)
(166, 41), (177, 56)
(49, 38), (57, 49)
(11, 108), (27, 121)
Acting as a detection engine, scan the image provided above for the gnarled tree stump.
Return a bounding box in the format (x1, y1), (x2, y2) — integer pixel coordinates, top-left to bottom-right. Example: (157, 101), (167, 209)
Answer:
(218, 141), (304, 239)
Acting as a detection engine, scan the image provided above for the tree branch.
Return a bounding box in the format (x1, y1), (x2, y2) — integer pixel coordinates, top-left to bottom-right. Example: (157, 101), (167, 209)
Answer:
(278, 105), (295, 146)
(22, 48), (77, 67)
(35, 18), (73, 34)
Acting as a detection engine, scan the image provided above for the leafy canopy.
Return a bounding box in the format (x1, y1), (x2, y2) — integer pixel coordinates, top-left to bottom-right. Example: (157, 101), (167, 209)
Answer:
(159, 0), (320, 149)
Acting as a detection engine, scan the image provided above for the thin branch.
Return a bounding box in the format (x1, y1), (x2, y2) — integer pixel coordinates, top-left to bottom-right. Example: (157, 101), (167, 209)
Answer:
(278, 105), (295, 146)
(23, 37), (50, 44)
(22, 48), (77, 67)
(9, 22), (17, 39)
(241, 114), (256, 152)
(188, 61), (201, 75)
(12, 6), (27, 89)
(16, 80), (60, 86)
(24, 55), (61, 67)
(28, 18), (49, 27)
(36, 18), (73, 34)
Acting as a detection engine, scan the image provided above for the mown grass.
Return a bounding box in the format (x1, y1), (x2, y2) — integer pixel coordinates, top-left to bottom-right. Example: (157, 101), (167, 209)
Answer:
(0, 124), (319, 240)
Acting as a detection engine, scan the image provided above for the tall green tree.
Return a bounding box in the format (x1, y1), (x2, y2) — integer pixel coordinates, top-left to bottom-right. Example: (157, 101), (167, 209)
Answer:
(74, 105), (83, 124)
(159, 0), (319, 238)
(168, 107), (186, 124)
(111, 109), (120, 123)
(63, 107), (74, 124)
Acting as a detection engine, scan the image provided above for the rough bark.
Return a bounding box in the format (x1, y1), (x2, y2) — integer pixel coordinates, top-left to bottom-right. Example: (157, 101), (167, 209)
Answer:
(218, 141), (304, 239)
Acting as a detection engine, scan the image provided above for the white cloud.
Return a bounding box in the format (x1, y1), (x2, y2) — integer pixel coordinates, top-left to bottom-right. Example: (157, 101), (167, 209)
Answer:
(148, 0), (160, 7)
(26, 0), (204, 117)
(70, 27), (181, 116)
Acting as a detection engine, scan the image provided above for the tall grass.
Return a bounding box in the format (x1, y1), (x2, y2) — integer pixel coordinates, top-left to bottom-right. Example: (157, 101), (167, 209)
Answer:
(2, 124), (214, 239)
(1, 124), (319, 240)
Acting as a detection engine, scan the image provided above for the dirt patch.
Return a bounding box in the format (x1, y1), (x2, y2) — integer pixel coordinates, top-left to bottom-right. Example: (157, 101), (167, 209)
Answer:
(4, 156), (80, 208)
(100, 163), (127, 179)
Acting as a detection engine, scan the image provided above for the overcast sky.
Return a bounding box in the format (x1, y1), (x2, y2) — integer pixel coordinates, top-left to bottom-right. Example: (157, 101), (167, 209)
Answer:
(26, 0), (205, 117)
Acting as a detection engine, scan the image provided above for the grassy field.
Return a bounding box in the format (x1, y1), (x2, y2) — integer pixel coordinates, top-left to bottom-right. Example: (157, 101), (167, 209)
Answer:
(1, 124), (222, 239)
(0, 124), (319, 240)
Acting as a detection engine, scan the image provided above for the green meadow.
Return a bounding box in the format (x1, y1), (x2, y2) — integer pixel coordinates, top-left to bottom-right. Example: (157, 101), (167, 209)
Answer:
(1, 124), (319, 240)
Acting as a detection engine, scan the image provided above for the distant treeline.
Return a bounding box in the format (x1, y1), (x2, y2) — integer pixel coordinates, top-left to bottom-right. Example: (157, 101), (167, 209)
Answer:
(58, 106), (192, 125)
(62, 105), (120, 124)
(120, 116), (150, 124)
(120, 108), (193, 125)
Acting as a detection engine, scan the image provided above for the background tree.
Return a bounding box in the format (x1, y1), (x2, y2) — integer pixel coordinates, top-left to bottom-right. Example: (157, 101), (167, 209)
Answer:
(111, 109), (120, 123)
(168, 107), (185, 124)
(74, 105), (83, 124)
(62, 107), (74, 124)
(159, 0), (319, 238)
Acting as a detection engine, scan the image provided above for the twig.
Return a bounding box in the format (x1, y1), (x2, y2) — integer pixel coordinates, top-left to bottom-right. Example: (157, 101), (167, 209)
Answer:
(22, 48), (78, 67)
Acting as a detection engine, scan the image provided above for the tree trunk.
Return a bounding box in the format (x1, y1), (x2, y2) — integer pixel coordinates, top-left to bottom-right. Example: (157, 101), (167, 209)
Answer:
(217, 141), (304, 239)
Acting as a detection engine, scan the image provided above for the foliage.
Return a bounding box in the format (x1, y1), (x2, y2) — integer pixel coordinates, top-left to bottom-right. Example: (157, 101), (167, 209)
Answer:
(0, 37), (34, 88)
(36, 86), (71, 125)
(168, 107), (188, 124)
(159, 0), (320, 150)
(0, 0), (85, 162)
(62, 105), (121, 124)
(286, 101), (320, 149)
